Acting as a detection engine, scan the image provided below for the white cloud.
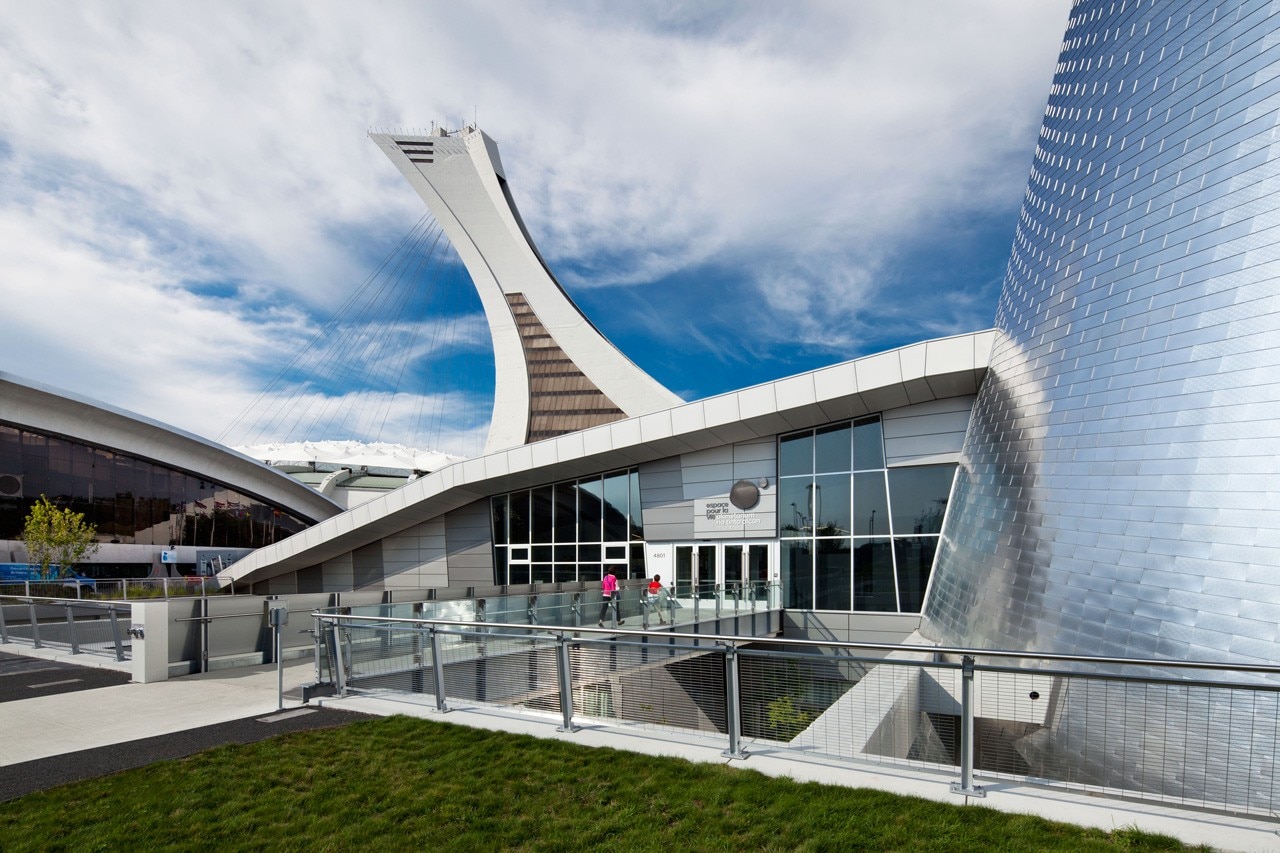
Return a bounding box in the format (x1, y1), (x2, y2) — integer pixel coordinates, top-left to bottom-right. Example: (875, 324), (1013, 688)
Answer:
(0, 0), (1071, 450)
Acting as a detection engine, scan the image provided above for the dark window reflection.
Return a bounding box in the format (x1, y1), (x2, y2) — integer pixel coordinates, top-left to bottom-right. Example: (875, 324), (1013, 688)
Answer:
(782, 540), (814, 609)
(532, 486), (553, 544)
(0, 423), (311, 549)
(489, 468), (643, 585)
(815, 538), (851, 610)
(814, 424), (851, 473)
(888, 465), (954, 535)
(852, 472), (889, 537)
(813, 474), (851, 536)
(893, 538), (938, 612)
(852, 417), (884, 470)
(779, 432), (813, 477)
(853, 538), (896, 611)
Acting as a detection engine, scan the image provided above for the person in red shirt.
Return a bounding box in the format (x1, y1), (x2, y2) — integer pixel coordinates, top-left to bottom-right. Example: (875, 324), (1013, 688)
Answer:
(647, 574), (666, 625)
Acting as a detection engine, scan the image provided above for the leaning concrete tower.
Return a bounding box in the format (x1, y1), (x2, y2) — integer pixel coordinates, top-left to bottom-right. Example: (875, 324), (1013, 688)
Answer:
(925, 0), (1280, 663)
(372, 127), (681, 454)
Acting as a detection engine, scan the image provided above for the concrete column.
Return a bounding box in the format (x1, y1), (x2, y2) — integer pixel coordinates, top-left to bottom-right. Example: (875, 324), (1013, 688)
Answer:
(131, 600), (170, 683)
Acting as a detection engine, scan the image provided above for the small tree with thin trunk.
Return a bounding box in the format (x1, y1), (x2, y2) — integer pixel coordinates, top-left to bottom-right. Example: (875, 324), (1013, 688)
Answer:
(22, 495), (99, 579)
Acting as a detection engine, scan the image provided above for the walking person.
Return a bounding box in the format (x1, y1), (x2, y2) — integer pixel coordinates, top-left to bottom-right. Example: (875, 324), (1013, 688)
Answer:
(647, 573), (667, 624)
(598, 569), (622, 627)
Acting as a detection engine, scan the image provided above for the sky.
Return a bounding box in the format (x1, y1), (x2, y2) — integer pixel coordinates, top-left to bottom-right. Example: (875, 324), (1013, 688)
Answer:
(1, 1), (1072, 459)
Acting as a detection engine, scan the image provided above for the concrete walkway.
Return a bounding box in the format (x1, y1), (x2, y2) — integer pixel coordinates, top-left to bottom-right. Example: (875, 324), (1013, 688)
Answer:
(2, 641), (1278, 851)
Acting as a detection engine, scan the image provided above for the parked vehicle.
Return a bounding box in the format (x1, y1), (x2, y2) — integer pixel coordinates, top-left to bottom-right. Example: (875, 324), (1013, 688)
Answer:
(0, 563), (97, 592)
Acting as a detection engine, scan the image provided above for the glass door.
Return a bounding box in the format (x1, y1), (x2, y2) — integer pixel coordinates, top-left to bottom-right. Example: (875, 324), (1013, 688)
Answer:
(723, 543), (772, 603)
(672, 542), (774, 605)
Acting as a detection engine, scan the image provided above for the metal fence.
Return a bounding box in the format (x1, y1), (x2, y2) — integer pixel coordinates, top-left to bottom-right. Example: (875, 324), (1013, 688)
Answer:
(312, 610), (1280, 818)
(0, 597), (130, 661)
(0, 577), (232, 600)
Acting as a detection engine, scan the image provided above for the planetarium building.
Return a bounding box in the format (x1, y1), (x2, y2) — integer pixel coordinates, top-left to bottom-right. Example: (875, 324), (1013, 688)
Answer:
(222, 0), (1280, 674)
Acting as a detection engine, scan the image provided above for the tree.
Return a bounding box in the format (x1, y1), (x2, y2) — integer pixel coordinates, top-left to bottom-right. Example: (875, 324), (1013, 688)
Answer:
(22, 495), (99, 579)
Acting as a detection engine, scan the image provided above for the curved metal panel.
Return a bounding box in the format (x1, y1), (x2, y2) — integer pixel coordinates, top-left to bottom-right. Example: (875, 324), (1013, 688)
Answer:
(925, 0), (1280, 664)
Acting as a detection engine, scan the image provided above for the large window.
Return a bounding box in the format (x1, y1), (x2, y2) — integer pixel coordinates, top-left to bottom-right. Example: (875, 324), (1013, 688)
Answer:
(491, 468), (644, 585)
(0, 423), (310, 548)
(779, 416), (955, 613)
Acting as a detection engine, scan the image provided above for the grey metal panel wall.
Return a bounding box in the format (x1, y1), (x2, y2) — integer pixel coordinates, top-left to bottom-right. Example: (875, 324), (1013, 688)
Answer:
(882, 397), (973, 466)
(383, 519), (448, 590)
(444, 499), (494, 586)
(352, 542), (384, 590)
(926, 0), (1280, 664)
(639, 457), (693, 541)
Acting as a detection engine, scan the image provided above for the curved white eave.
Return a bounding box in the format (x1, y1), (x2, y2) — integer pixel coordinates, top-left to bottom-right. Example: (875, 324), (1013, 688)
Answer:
(1, 372), (343, 524)
(224, 330), (995, 586)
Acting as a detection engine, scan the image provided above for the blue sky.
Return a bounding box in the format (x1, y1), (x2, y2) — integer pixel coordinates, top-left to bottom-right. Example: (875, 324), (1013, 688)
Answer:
(0, 1), (1070, 458)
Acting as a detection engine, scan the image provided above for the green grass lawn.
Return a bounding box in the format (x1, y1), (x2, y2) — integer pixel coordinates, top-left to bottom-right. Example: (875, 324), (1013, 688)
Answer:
(0, 715), (1208, 852)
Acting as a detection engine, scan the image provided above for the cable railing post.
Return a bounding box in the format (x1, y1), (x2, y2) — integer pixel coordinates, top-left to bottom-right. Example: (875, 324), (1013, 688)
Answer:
(200, 596), (210, 673)
(0, 597), (7, 644)
(28, 599), (41, 648)
(109, 607), (125, 662)
(556, 632), (578, 733)
(65, 603), (79, 654)
(429, 626), (448, 712)
(950, 654), (986, 798)
(313, 615), (323, 683)
(722, 641), (746, 759)
(331, 621), (347, 696)
(571, 592), (582, 629)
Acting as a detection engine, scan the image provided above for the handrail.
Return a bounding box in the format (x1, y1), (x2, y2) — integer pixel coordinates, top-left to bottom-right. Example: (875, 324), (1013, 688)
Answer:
(310, 610), (1280, 678)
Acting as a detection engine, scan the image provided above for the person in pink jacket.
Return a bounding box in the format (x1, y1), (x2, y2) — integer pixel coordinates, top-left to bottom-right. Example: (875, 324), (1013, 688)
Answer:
(597, 570), (623, 627)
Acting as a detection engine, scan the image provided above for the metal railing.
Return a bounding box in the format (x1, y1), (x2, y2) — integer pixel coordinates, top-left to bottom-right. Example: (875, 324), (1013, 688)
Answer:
(310, 611), (1280, 818)
(0, 596), (130, 661)
(0, 577), (232, 601)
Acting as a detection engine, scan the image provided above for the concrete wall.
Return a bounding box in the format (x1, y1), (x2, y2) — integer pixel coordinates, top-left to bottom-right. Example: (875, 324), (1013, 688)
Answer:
(782, 610), (922, 645)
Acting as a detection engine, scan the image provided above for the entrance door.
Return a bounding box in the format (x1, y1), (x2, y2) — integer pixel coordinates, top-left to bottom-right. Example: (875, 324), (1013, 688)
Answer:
(723, 543), (771, 601)
(672, 542), (773, 603)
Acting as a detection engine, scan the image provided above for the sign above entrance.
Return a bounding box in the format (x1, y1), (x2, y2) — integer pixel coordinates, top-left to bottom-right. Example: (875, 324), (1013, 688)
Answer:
(694, 495), (770, 538)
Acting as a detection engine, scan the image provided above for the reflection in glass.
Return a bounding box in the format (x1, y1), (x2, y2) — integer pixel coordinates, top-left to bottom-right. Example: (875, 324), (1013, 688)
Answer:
(782, 540), (814, 609)
(779, 432), (814, 477)
(852, 472), (889, 537)
(816, 538), (852, 610)
(888, 465), (954, 535)
(629, 473), (643, 539)
(0, 423), (310, 549)
(532, 486), (554, 543)
(813, 474), (851, 536)
(553, 483), (576, 542)
(893, 538), (937, 612)
(853, 417), (884, 470)
(577, 477), (603, 542)
(491, 469), (642, 585)
(814, 424), (851, 473)
(779, 476), (813, 534)
(508, 490), (530, 544)
(602, 471), (630, 542)
(853, 538), (896, 611)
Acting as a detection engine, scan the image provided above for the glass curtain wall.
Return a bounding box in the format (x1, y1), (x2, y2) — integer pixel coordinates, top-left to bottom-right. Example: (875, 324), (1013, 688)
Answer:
(779, 416), (955, 612)
(491, 468), (644, 585)
(0, 423), (310, 548)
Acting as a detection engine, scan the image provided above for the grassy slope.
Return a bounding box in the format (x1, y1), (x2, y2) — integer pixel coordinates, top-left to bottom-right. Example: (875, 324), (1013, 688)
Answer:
(0, 715), (1207, 852)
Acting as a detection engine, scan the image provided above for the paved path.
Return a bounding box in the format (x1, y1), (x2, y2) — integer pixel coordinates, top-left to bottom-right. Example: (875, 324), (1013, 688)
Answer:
(0, 645), (369, 801)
